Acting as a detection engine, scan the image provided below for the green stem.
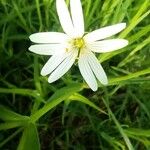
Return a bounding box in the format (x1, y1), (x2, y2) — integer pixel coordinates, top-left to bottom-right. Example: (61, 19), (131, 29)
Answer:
(35, 0), (43, 31)
(0, 88), (35, 96)
(102, 89), (134, 150)
(0, 88), (45, 103)
(30, 98), (64, 122)
(34, 56), (43, 97)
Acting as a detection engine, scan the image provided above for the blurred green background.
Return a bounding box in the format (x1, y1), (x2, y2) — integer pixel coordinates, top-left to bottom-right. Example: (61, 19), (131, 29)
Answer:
(0, 0), (150, 149)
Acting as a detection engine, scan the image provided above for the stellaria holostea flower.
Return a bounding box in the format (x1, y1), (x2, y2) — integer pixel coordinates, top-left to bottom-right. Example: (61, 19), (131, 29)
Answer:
(29, 0), (128, 91)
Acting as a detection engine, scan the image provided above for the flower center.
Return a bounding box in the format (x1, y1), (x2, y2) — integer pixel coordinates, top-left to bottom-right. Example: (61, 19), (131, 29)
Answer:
(73, 38), (85, 49)
(66, 38), (85, 53)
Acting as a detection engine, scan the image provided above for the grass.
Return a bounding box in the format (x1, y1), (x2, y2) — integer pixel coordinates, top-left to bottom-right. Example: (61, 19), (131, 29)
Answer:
(0, 0), (150, 149)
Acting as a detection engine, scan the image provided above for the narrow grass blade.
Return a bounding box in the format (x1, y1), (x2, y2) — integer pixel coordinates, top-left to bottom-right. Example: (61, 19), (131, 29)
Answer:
(0, 105), (29, 121)
(118, 36), (150, 67)
(69, 93), (107, 114)
(17, 123), (40, 150)
(109, 68), (150, 85)
(30, 83), (83, 122)
(0, 122), (26, 130)
(102, 96), (134, 150)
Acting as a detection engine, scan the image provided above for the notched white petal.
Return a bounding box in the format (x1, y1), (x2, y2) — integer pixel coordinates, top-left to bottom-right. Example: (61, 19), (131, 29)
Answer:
(41, 53), (68, 76)
(29, 44), (66, 55)
(87, 51), (108, 85)
(29, 32), (69, 43)
(84, 23), (126, 42)
(48, 49), (78, 83)
(78, 53), (98, 91)
(87, 39), (128, 53)
(56, 0), (75, 37)
(70, 0), (84, 37)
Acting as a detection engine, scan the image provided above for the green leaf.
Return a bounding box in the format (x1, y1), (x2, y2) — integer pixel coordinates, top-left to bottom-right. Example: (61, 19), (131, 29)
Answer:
(127, 25), (150, 44)
(0, 122), (26, 131)
(17, 123), (40, 150)
(69, 93), (107, 114)
(101, 132), (125, 150)
(102, 92), (134, 150)
(109, 68), (150, 85)
(0, 105), (29, 121)
(47, 83), (83, 103)
(124, 135), (150, 148)
(118, 0), (150, 39)
(0, 88), (45, 103)
(30, 83), (83, 122)
(125, 128), (150, 137)
(118, 36), (150, 67)
(99, 0), (150, 63)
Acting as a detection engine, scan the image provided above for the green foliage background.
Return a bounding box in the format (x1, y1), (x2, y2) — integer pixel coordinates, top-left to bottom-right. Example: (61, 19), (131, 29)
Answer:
(0, 0), (150, 149)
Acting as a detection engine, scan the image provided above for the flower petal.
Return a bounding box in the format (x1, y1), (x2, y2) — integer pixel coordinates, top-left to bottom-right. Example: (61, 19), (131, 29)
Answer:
(87, 39), (128, 53)
(78, 53), (98, 91)
(41, 52), (69, 76)
(29, 44), (66, 55)
(48, 49), (78, 83)
(29, 32), (69, 43)
(56, 0), (75, 37)
(84, 23), (126, 42)
(87, 51), (108, 85)
(70, 0), (84, 37)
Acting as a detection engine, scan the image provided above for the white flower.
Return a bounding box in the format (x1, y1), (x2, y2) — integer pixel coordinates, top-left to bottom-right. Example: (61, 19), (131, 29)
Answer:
(29, 0), (128, 91)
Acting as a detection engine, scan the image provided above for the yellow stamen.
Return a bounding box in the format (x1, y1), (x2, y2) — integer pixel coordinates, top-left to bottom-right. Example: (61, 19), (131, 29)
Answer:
(73, 38), (85, 49)
(66, 38), (85, 52)
(65, 48), (69, 52)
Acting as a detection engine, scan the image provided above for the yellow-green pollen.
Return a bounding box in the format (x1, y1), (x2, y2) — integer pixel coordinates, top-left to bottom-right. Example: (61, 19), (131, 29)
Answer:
(66, 38), (85, 53)
(73, 38), (85, 49)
